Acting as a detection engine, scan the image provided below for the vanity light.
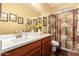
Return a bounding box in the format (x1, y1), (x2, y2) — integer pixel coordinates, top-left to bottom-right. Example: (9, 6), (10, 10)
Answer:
(31, 3), (41, 11)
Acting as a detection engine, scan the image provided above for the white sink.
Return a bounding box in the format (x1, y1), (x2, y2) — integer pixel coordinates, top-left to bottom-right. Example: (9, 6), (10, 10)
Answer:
(0, 34), (16, 40)
(0, 40), (2, 51)
(10, 35), (34, 43)
(11, 38), (26, 43)
(2, 40), (15, 50)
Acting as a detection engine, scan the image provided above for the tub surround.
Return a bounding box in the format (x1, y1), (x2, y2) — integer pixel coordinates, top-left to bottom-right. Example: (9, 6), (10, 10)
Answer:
(60, 47), (79, 56)
(0, 32), (52, 56)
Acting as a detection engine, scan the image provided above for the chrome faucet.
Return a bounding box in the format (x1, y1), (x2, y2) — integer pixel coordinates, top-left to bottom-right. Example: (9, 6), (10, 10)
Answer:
(15, 31), (22, 38)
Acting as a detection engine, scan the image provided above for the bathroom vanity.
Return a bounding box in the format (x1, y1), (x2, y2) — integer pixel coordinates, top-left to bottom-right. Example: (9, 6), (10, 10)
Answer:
(0, 33), (52, 56)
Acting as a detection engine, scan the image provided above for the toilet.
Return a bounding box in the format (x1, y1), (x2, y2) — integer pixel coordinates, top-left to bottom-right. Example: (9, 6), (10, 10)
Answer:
(51, 40), (59, 51)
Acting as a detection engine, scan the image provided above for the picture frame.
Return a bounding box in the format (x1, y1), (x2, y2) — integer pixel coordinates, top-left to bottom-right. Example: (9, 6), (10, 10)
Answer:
(32, 19), (37, 25)
(43, 17), (47, 26)
(36, 18), (38, 24)
(27, 19), (32, 25)
(9, 13), (17, 22)
(0, 12), (8, 22)
(18, 17), (24, 24)
(37, 17), (42, 24)
(43, 26), (47, 33)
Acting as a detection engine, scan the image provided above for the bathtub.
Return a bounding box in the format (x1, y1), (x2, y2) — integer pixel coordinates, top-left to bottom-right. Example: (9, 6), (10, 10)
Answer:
(61, 47), (79, 56)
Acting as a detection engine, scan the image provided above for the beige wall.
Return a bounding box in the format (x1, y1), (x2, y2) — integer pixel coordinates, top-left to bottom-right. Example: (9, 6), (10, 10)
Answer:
(1, 3), (79, 34)
(0, 3), (39, 34)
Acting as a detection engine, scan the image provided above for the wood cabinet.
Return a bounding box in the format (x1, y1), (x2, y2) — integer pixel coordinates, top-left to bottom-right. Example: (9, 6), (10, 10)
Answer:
(1, 40), (41, 56)
(42, 42), (51, 56)
(42, 37), (51, 56)
(1, 36), (51, 56)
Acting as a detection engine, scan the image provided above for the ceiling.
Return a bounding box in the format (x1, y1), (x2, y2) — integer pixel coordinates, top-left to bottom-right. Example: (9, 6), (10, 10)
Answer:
(24, 3), (61, 13)
(24, 3), (41, 12)
(24, 3), (78, 15)
(48, 3), (61, 7)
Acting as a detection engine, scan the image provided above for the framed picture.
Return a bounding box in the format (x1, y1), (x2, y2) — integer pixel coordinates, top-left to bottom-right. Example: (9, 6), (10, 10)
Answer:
(32, 19), (36, 24)
(18, 17), (24, 24)
(9, 13), (17, 22)
(37, 17), (42, 24)
(0, 12), (8, 22)
(43, 17), (47, 26)
(27, 19), (32, 25)
(43, 26), (47, 33)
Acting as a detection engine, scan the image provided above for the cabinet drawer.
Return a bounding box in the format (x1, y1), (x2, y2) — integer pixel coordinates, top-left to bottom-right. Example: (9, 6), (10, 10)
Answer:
(2, 40), (41, 56)
(42, 36), (51, 44)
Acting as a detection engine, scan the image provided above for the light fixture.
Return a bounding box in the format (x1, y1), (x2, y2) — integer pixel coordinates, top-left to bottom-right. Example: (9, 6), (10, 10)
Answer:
(31, 3), (41, 10)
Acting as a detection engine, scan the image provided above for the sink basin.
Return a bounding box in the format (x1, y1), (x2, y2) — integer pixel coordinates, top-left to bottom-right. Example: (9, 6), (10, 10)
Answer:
(0, 40), (2, 51)
(0, 34), (16, 40)
(11, 37), (26, 43)
(2, 40), (15, 50)
(10, 36), (34, 43)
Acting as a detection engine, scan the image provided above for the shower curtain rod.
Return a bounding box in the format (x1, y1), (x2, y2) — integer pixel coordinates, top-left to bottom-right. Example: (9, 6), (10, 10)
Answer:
(53, 7), (79, 14)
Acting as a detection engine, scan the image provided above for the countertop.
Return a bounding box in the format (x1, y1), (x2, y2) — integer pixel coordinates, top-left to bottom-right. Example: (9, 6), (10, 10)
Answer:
(0, 33), (52, 53)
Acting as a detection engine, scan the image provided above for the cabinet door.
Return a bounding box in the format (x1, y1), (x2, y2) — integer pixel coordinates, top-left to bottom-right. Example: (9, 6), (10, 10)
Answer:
(30, 47), (41, 56)
(42, 42), (51, 56)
